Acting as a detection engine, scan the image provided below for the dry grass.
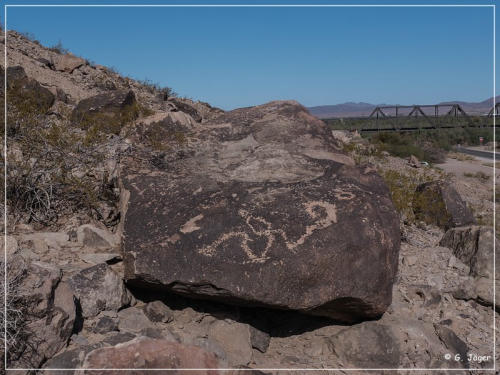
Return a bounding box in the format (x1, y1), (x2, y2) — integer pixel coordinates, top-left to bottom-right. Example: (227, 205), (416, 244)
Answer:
(448, 152), (474, 162)
(463, 171), (491, 182)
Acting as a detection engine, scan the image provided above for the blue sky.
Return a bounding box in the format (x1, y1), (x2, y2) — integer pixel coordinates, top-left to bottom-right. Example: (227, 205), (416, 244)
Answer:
(3, 1), (497, 110)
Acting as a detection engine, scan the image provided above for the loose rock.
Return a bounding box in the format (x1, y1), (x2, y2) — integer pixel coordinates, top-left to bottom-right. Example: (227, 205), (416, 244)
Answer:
(51, 53), (86, 73)
(68, 263), (131, 318)
(82, 337), (225, 374)
(208, 320), (253, 367)
(440, 226), (496, 278)
(142, 301), (174, 323)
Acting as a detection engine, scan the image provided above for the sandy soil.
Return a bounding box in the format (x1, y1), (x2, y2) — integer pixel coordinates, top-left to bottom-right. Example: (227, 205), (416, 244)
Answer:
(436, 157), (499, 181)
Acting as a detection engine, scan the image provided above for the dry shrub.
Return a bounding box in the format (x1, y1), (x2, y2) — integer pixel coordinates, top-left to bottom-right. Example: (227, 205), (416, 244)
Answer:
(141, 120), (187, 152)
(76, 101), (153, 136)
(0, 256), (29, 366)
(5, 84), (111, 226)
(463, 171), (491, 182)
(449, 152), (474, 161)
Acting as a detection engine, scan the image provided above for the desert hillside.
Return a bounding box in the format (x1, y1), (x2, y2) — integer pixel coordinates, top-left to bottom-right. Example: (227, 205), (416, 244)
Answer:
(1, 30), (498, 373)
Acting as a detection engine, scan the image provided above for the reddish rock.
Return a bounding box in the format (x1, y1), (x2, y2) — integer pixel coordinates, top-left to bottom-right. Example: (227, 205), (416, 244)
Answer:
(82, 337), (224, 374)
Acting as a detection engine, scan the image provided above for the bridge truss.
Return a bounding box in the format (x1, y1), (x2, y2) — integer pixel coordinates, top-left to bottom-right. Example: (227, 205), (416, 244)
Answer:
(328, 103), (499, 132)
(367, 104), (472, 131)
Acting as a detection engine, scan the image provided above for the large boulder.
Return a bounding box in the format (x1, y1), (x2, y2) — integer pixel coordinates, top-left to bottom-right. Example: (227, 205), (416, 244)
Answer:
(440, 225), (498, 309)
(71, 90), (137, 134)
(439, 226), (496, 279)
(82, 337), (225, 374)
(121, 100), (400, 323)
(51, 53), (86, 73)
(413, 181), (475, 230)
(167, 97), (203, 122)
(2, 65), (55, 113)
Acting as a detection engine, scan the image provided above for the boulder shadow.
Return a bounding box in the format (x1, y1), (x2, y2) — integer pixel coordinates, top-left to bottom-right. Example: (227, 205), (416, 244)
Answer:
(125, 283), (352, 338)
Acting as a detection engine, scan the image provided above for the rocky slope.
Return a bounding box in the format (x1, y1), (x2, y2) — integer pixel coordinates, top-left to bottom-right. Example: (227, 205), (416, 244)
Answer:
(1, 30), (498, 373)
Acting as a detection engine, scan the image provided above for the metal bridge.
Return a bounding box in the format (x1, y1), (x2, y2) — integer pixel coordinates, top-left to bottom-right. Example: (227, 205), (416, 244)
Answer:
(330, 103), (499, 132)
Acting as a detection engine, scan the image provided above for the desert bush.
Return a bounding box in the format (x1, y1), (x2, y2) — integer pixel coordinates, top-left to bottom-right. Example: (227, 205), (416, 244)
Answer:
(48, 40), (69, 55)
(449, 152), (474, 161)
(412, 182), (451, 228)
(7, 120), (106, 225)
(0, 257), (29, 366)
(341, 140), (384, 165)
(365, 127), (497, 164)
(143, 122), (187, 151)
(76, 101), (153, 135)
(463, 171), (490, 182)
(369, 132), (426, 161)
(380, 168), (438, 223)
(106, 66), (121, 75)
(6, 77), (54, 137)
(18, 31), (40, 45)
(138, 78), (177, 99)
(5, 84), (111, 225)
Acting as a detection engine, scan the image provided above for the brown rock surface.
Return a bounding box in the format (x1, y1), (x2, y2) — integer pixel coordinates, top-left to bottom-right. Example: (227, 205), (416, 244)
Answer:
(121, 100), (400, 322)
(82, 337), (224, 374)
(68, 263), (131, 318)
(51, 53), (86, 73)
(439, 225), (496, 279)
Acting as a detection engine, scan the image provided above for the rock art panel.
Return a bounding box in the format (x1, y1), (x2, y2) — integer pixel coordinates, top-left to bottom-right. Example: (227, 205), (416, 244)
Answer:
(121, 101), (400, 323)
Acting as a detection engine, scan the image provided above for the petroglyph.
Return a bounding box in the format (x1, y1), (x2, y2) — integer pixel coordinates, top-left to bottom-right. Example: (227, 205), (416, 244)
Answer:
(198, 201), (337, 263)
(294, 201), (337, 248)
(332, 190), (356, 201)
(180, 214), (204, 234)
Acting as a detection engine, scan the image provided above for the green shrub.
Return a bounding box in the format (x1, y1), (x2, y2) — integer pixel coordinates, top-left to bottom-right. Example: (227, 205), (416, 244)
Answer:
(412, 183), (451, 228)
(379, 168), (437, 223)
(352, 125), (498, 164)
(368, 132), (448, 162)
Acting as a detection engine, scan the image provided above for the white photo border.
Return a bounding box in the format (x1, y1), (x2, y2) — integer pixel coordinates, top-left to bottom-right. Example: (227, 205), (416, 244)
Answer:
(2, 2), (496, 372)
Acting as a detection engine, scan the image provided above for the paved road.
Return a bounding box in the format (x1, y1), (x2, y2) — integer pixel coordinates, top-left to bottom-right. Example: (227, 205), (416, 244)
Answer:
(455, 146), (499, 160)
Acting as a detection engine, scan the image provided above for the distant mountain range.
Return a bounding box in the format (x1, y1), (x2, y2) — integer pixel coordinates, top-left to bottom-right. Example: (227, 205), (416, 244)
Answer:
(308, 96), (500, 119)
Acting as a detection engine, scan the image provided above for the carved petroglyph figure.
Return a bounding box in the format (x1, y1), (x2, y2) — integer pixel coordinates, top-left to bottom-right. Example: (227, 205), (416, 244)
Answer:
(198, 201), (337, 263)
